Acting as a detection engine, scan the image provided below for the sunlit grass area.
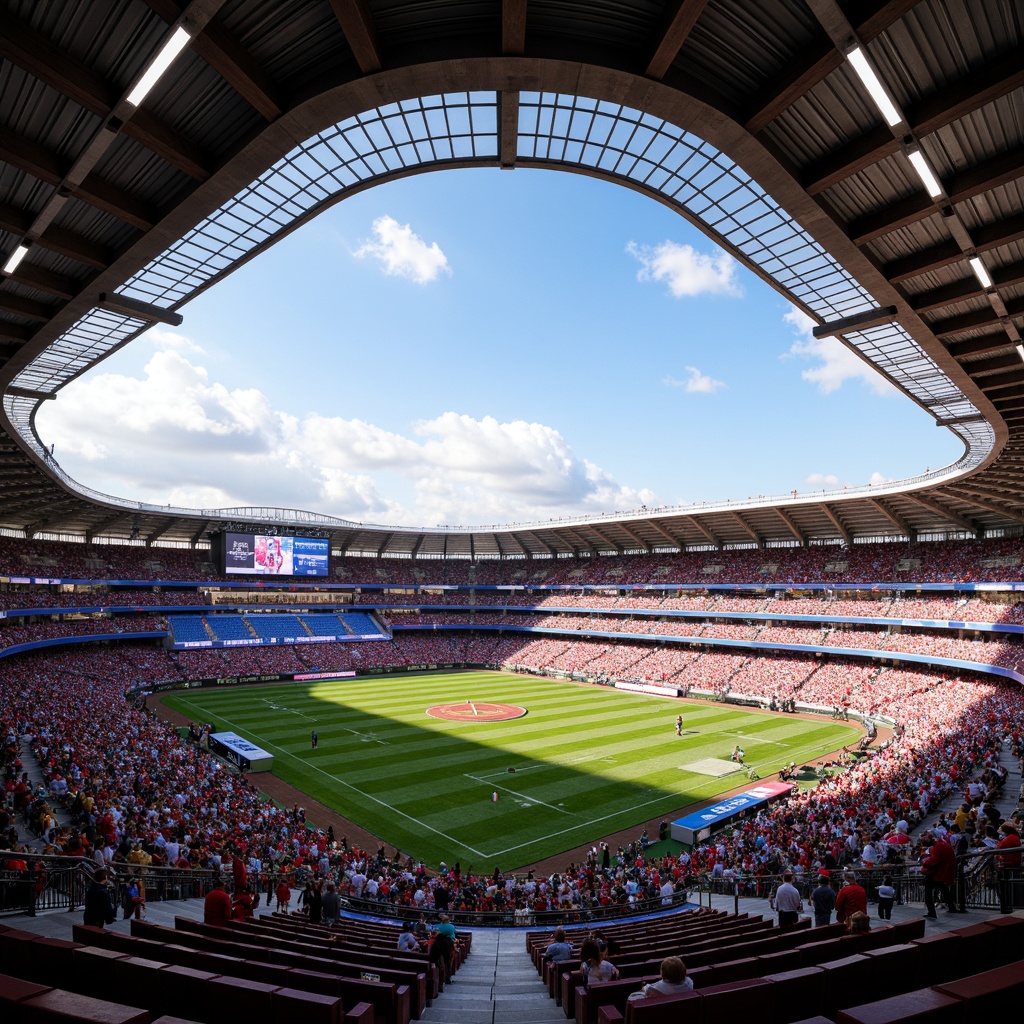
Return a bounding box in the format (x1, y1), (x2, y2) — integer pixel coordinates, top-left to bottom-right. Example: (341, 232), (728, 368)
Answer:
(164, 671), (858, 869)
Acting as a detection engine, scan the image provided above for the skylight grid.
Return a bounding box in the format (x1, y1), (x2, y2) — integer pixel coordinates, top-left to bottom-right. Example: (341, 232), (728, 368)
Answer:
(10, 308), (145, 395)
(119, 93), (498, 309)
(517, 93), (875, 324)
(13, 89), (991, 485)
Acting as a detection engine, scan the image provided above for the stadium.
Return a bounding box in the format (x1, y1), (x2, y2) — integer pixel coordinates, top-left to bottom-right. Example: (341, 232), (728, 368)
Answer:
(1, 1), (1023, 1022)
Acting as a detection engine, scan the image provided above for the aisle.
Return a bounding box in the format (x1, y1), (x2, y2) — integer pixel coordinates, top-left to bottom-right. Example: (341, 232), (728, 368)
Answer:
(17, 735), (74, 852)
(421, 929), (564, 1024)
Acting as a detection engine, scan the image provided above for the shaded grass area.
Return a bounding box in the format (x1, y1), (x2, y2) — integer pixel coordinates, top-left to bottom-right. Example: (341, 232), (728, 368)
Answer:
(164, 671), (858, 868)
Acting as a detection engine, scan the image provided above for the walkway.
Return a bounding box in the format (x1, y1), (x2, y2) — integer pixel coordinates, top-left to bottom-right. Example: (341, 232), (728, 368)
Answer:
(17, 735), (74, 853)
(420, 929), (561, 1024)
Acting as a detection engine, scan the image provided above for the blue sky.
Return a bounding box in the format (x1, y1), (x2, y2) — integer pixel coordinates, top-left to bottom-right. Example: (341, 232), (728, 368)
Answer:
(36, 167), (961, 528)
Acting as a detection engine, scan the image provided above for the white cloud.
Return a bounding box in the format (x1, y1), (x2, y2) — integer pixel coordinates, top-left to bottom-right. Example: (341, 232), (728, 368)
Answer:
(663, 366), (726, 393)
(145, 327), (206, 356)
(804, 470), (894, 490)
(627, 240), (741, 298)
(783, 306), (896, 396)
(37, 346), (658, 527)
(354, 215), (451, 284)
(806, 473), (841, 487)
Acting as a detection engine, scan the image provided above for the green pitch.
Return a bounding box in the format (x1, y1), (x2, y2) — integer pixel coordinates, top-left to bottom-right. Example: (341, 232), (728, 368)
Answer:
(163, 671), (858, 869)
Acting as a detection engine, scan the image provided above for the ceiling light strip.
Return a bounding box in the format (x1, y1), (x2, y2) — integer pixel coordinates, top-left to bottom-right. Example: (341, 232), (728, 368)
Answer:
(126, 26), (193, 108)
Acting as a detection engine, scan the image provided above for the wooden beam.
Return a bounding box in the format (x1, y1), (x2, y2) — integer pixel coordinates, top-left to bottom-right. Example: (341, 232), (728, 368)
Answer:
(932, 296), (1024, 339)
(729, 511), (761, 545)
(904, 492), (978, 534)
(773, 506), (807, 545)
(938, 489), (1024, 525)
(956, 351), (1021, 375)
(883, 213), (1024, 283)
(500, 90), (519, 169)
(590, 526), (623, 554)
(98, 292), (184, 326)
(819, 503), (852, 545)
(976, 368), (1024, 393)
(647, 519), (684, 550)
(0, 321), (31, 343)
(502, 0), (527, 56)
(0, 9), (212, 179)
(6, 262), (80, 300)
(868, 498), (914, 538)
(645, 0), (710, 80)
(0, 293), (58, 323)
(683, 516), (720, 547)
(804, 50), (1024, 195)
(743, 0), (920, 134)
(849, 146), (1024, 245)
(909, 275), (985, 314)
(142, 0), (283, 121)
(328, 0), (382, 74)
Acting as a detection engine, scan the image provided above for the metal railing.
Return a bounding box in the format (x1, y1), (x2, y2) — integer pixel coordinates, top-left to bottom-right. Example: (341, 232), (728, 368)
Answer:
(695, 851), (1022, 915)
(0, 852), (222, 918)
(343, 887), (693, 928)
(4, 849), (1018, 924)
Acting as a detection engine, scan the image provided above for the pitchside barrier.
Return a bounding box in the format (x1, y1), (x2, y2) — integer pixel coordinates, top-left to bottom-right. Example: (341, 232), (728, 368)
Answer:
(2, 850), (1019, 923)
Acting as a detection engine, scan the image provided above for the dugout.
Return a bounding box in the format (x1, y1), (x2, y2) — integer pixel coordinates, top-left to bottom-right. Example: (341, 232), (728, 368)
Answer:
(209, 731), (274, 773)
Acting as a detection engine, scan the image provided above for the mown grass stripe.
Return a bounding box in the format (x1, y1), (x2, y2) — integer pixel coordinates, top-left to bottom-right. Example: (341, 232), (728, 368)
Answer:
(163, 670), (858, 867)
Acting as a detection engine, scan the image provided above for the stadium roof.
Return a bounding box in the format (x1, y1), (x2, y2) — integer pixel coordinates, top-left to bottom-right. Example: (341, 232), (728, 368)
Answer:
(1, 0), (1022, 558)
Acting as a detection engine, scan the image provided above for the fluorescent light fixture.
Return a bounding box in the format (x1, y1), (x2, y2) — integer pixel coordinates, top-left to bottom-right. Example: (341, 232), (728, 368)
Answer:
(2, 243), (29, 274)
(907, 148), (943, 198)
(847, 46), (903, 127)
(126, 26), (192, 107)
(1016, 343), (1024, 363)
(969, 256), (993, 289)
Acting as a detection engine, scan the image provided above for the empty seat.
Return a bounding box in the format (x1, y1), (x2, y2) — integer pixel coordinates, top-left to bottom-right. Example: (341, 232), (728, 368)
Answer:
(835, 987), (963, 1024)
(762, 966), (827, 1024)
(933, 961), (1024, 1013)
(20, 988), (151, 1024)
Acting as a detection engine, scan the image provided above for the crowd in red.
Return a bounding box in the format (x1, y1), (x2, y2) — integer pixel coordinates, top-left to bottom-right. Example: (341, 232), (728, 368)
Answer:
(3, 535), (1024, 586)
(3, 636), (1021, 918)
(2, 535), (1024, 919)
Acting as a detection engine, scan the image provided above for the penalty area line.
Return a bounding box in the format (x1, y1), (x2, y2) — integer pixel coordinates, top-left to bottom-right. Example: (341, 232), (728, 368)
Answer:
(463, 774), (572, 815)
(170, 697), (488, 859)
(478, 789), (681, 860)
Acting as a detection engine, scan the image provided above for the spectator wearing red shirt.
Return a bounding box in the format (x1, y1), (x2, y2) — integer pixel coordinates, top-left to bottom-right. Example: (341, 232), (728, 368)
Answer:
(834, 871), (867, 924)
(203, 878), (232, 927)
(920, 832), (956, 918)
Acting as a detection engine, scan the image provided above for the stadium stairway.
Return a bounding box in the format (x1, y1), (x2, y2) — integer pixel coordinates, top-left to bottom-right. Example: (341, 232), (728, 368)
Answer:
(419, 929), (562, 1024)
(18, 736), (74, 853)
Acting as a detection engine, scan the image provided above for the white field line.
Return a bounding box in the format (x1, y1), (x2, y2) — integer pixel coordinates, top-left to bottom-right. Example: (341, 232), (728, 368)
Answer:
(479, 790), (674, 859)
(170, 697), (488, 859)
(257, 697), (316, 721)
(463, 773), (572, 815)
